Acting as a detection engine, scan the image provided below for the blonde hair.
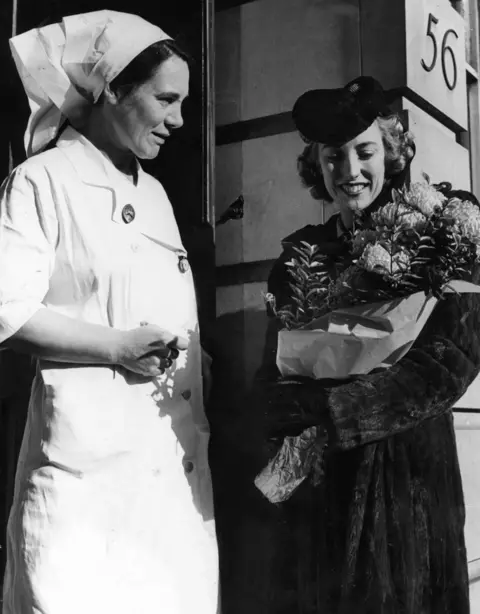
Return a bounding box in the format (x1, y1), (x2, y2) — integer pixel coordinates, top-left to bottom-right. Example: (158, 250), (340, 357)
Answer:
(297, 114), (416, 201)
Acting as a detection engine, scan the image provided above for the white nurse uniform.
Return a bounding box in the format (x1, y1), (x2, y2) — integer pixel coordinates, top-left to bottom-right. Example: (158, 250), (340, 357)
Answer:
(0, 126), (218, 614)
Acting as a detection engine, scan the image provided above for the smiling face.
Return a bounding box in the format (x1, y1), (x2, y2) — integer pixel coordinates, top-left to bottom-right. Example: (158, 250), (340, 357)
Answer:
(318, 121), (386, 213)
(103, 54), (189, 160)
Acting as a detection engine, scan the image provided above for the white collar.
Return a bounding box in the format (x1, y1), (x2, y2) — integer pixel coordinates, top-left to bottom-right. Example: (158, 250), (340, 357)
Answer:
(56, 125), (143, 189)
(56, 126), (186, 253)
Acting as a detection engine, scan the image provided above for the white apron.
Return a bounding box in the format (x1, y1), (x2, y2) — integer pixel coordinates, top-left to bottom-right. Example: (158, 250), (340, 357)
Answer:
(0, 128), (218, 614)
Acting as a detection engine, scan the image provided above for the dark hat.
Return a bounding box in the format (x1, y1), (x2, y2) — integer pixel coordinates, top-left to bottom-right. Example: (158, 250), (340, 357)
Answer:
(292, 76), (391, 146)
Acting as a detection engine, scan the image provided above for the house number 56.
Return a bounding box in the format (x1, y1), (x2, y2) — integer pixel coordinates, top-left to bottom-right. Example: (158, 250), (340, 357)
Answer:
(420, 13), (458, 91)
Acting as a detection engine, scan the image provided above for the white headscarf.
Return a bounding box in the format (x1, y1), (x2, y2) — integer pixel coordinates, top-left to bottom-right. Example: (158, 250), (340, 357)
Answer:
(10, 10), (171, 157)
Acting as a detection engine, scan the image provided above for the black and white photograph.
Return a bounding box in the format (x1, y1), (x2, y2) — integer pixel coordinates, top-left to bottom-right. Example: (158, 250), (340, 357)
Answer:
(1, 1), (480, 613)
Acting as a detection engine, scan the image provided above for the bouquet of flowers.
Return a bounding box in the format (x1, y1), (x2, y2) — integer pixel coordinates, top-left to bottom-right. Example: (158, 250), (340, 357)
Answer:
(255, 179), (480, 504)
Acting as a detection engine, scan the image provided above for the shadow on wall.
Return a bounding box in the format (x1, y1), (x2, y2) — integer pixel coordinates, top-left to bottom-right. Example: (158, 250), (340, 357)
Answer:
(209, 305), (269, 429)
(209, 305), (285, 614)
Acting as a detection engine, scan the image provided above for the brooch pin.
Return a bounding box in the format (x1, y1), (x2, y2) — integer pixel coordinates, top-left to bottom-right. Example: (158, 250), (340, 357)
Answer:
(122, 204), (135, 224)
(178, 255), (190, 273)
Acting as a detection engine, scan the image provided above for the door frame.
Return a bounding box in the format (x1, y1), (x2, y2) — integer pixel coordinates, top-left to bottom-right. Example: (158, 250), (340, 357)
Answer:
(203, 0), (216, 230)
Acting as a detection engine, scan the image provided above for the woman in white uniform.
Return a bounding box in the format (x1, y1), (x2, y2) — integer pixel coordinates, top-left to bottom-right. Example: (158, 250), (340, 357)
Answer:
(0, 10), (218, 614)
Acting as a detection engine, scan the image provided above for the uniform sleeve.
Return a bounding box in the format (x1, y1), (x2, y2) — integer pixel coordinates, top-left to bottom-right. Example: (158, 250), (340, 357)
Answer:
(263, 285), (480, 450)
(0, 165), (58, 344)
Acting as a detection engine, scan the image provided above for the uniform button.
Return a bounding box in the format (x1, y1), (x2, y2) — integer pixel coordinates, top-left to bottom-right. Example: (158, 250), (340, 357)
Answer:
(181, 389), (192, 400)
(184, 460), (194, 474)
(122, 204), (136, 224)
(131, 243), (139, 253)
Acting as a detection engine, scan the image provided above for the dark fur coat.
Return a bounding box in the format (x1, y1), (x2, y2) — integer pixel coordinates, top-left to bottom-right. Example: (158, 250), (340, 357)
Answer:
(251, 205), (480, 614)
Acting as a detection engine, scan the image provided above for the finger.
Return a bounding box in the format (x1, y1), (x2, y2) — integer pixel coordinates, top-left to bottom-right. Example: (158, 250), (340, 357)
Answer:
(149, 355), (161, 368)
(154, 368), (166, 377)
(146, 331), (187, 352)
(148, 365), (165, 378)
(133, 365), (163, 379)
(168, 335), (189, 351)
(149, 348), (173, 360)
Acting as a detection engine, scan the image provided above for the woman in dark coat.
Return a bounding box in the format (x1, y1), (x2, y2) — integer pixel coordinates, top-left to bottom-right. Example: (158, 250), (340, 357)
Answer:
(253, 76), (480, 614)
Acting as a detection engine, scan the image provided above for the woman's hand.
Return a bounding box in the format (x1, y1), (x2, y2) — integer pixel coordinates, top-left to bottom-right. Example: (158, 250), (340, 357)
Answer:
(115, 324), (188, 378)
(259, 377), (323, 440)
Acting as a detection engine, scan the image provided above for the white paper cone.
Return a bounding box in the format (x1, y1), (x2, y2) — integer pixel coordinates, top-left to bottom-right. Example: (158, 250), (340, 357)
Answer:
(277, 292), (438, 379)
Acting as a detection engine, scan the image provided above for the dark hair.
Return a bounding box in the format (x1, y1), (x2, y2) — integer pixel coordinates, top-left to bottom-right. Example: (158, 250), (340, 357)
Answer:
(297, 114), (416, 201)
(108, 39), (192, 99)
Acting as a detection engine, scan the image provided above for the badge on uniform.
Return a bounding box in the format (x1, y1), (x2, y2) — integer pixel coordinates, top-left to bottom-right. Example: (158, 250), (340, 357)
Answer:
(122, 204), (136, 224)
(178, 254), (190, 273)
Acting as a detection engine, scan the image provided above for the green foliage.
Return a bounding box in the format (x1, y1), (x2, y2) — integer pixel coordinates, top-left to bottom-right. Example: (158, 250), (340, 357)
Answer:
(265, 242), (333, 329)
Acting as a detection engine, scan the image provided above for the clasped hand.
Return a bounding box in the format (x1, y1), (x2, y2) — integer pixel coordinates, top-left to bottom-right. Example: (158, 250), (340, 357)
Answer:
(260, 377), (321, 439)
(116, 323), (188, 378)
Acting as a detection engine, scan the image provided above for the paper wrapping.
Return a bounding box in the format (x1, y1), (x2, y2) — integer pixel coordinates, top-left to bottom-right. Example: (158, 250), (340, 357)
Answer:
(277, 281), (480, 379)
(277, 292), (437, 379)
(253, 427), (319, 504)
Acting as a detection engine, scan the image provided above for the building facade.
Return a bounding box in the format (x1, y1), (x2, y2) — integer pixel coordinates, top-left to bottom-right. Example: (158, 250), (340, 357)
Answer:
(214, 0), (480, 608)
